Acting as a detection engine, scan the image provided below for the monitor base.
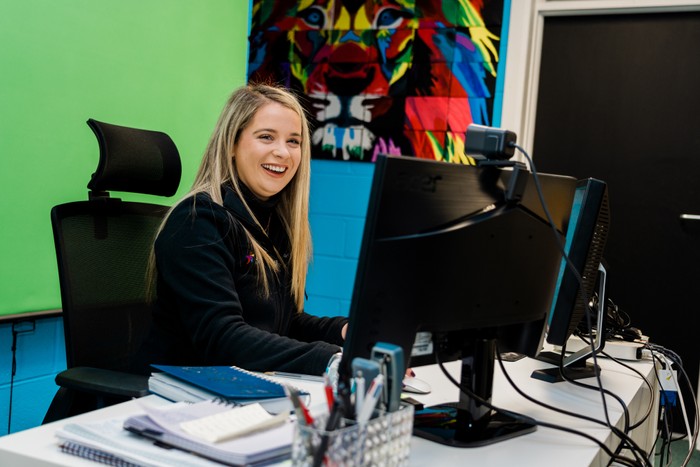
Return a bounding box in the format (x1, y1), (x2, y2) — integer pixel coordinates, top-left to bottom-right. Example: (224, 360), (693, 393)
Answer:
(531, 351), (600, 383)
(413, 402), (536, 448)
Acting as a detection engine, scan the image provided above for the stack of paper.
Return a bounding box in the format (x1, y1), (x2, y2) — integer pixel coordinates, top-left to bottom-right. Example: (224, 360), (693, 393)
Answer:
(56, 400), (295, 467)
(56, 416), (224, 467)
(124, 400), (293, 465)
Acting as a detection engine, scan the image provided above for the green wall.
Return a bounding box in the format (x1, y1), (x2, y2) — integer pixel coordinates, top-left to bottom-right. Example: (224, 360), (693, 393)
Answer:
(0, 0), (250, 317)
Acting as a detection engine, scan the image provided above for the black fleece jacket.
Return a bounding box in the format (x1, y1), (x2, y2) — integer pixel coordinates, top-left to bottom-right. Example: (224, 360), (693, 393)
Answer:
(135, 183), (346, 375)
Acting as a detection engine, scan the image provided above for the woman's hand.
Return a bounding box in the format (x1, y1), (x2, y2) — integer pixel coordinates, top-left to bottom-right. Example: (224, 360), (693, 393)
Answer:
(341, 323), (348, 340)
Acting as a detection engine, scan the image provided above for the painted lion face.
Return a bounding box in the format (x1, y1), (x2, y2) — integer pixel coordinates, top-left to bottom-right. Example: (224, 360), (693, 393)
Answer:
(249, 0), (501, 162)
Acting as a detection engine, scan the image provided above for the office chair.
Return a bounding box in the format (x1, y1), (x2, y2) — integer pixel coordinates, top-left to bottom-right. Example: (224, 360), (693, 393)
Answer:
(42, 118), (181, 423)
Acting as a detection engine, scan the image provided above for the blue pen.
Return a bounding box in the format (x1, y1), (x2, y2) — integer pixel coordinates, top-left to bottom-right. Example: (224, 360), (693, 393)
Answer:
(357, 374), (384, 424)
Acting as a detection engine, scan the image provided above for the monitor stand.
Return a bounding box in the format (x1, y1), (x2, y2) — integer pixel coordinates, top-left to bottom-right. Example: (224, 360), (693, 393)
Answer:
(413, 337), (536, 448)
(532, 350), (599, 383)
(532, 263), (607, 383)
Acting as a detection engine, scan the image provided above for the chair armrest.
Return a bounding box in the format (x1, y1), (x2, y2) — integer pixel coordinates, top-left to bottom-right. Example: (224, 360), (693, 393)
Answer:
(55, 367), (150, 399)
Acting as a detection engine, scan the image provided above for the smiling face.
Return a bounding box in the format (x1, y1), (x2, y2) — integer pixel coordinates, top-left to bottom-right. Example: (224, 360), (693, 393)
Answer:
(233, 102), (303, 200)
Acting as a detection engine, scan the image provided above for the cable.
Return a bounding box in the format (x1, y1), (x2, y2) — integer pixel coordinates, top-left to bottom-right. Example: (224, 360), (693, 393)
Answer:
(578, 297), (636, 342)
(494, 350), (650, 466)
(434, 350), (647, 467)
(641, 348), (687, 467)
(575, 333), (655, 432)
(660, 354), (692, 453)
(653, 405), (669, 467)
(651, 352), (677, 467)
(508, 143), (674, 466)
(646, 344), (699, 467)
(503, 142), (692, 466)
(510, 144), (633, 453)
(8, 321), (36, 435)
(599, 351), (655, 431)
(648, 350), (692, 467)
(655, 406), (671, 465)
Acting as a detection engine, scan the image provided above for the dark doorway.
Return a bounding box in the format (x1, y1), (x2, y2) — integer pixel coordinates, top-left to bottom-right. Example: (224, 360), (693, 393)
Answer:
(533, 12), (700, 430)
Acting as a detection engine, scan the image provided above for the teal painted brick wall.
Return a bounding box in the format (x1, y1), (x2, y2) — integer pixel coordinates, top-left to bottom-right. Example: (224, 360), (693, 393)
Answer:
(1, 318), (66, 435)
(305, 160), (375, 317)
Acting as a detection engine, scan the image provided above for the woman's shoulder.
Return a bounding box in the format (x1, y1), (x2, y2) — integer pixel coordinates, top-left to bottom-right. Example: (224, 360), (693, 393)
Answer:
(169, 191), (226, 220)
(159, 192), (240, 243)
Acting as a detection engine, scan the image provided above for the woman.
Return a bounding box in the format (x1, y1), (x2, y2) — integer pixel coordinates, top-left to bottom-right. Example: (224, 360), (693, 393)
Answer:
(136, 84), (347, 375)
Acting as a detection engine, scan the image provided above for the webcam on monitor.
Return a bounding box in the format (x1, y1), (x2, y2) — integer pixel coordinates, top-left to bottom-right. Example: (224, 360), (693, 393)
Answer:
(465, 123), (517, 161)
(465, 124), (527, 202)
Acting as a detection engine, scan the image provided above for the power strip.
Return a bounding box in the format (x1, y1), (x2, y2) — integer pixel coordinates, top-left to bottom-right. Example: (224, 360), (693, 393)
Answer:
(553, 335), (647, 361)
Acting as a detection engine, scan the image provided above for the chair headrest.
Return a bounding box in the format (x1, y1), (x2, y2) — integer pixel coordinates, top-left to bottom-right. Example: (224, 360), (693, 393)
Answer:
(87, 118), (182, 197)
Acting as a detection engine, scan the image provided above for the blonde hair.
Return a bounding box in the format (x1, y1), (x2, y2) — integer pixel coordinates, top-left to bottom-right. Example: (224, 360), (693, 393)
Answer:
(149, 84), (312, 311)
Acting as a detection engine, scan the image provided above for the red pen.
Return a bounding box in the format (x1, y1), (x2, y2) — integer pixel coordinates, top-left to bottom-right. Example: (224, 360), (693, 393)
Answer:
(298, 396), (314, 425)
(285, 385), (314, 425)
(323, 373), (335, 413)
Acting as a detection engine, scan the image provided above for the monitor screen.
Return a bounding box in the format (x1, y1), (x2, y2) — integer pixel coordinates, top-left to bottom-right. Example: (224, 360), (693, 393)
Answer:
(340, 154), (576, 447)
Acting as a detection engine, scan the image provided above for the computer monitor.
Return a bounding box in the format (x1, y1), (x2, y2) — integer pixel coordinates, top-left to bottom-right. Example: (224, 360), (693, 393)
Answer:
(340, 154), (577, 447)
(532, 178), (611, 383)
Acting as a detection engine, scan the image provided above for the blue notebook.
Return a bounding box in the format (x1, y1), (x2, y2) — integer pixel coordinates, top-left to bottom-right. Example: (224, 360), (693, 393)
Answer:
(151, 365), (293, 401)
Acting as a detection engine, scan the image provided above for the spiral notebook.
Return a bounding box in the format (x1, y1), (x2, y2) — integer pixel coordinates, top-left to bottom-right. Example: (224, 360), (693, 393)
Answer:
(59, 440), (141, 467)
(149, 364), (308, 414)
(151, 365), (288, 399)
(56, 416), (222, 467)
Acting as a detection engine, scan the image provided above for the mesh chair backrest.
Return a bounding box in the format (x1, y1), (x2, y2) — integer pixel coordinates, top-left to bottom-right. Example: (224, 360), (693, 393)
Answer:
(87, 118), (181, 197)
(52, 118), (181, 371)
(52, 200), (169, 370)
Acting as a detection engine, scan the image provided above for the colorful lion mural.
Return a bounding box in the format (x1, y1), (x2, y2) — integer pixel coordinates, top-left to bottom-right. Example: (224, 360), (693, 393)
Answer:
(248, 0), (506, 163)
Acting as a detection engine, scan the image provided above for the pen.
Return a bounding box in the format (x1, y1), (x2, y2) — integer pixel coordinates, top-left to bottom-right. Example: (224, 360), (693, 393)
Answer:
(323, 373), (334, 413)
(285, 386), (314, 425)
(357, 374), (384, 424)
(336, 374), (353, 423)
(264, 371), (325, 382)
(355, 373), (365, 419)
(312, 398), (345, 467)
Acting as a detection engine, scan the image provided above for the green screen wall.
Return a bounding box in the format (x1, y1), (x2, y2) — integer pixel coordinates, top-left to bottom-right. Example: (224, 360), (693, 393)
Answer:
(0, 0), (250, 317)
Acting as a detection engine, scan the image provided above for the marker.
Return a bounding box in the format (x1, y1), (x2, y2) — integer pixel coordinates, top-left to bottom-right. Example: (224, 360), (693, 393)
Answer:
(357, 374), (384, 424)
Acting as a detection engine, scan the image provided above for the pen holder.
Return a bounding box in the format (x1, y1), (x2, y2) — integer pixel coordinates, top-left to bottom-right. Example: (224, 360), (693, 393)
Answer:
(291, 404), (414, 467)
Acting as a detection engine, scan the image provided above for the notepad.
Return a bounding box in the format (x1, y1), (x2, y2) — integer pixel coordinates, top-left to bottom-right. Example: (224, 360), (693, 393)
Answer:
(180, 403), (288, 443)
(123, 400), (294, 465)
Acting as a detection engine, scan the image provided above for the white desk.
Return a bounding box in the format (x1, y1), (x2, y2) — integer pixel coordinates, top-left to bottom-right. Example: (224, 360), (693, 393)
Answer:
(0, 356), (658, 467)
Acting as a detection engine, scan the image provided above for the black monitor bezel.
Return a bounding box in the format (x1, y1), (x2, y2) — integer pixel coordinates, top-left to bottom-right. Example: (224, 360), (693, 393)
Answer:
(545, 178), (610, 347)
